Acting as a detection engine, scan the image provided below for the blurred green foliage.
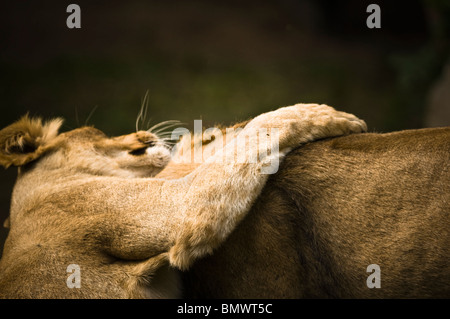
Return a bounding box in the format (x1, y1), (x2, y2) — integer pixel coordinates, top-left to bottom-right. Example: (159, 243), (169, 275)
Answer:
(1, 0), (447, 135)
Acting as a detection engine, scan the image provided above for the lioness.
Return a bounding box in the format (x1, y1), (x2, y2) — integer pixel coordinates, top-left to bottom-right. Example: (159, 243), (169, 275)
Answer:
(181, 127), (450, 298)
(0, 104), (366, 298)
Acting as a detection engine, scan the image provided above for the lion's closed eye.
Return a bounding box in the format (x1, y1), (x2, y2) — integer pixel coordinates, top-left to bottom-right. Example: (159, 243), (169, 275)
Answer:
(129, 147), (149, 156)
(129, 140), (156, 156)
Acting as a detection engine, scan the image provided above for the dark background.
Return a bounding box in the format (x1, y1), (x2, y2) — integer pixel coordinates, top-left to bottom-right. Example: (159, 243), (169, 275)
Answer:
(1, 0), (449, 257)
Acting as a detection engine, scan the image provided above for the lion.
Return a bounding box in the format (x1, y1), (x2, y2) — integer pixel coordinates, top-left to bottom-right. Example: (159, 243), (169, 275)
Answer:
(180, 126), (450, 298)
(0, 103), (366, 298)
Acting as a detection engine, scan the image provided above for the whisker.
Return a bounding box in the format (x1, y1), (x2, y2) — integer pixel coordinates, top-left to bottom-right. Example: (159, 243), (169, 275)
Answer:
(85, 105), (99, 126)
(156, 133), (178, 138)
(152, 129), (181, 137)
(134, 95), (184, 142)
(151, 123), (184, 134)
(156, 132), (183, 140)
(147, 121), (154, 133)
(75, 107), (80, 127)
(147, 120), (182, 133)
(136, 91), (150, 132)
(161, 142), (177, 147)
(160, 137), (178, 141)
(63, 124), (75, 131)
(161, 140), (177, 147)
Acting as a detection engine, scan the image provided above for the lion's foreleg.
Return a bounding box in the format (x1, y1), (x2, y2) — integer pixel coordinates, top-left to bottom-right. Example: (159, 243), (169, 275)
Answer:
(168, 104), (366, 270)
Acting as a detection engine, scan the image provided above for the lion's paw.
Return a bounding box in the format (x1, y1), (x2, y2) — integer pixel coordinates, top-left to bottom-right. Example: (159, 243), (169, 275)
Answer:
(246, 103), (367, 150)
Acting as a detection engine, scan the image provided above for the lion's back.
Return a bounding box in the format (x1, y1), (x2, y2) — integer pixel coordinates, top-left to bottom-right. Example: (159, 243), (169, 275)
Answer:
(183, 127), (450, 298)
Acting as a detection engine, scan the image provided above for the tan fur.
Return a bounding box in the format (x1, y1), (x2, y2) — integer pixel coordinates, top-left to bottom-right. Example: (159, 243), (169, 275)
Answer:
(0, 115), (63, 168)
(0, 104), (366, 298)
(182, 127), (450, 298)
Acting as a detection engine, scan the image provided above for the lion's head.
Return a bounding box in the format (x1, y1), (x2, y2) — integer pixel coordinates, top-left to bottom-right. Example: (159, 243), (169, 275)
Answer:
(0, 115), (172, 178)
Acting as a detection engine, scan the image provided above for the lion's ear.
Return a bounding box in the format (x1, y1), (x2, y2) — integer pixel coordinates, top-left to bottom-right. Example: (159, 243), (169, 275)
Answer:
(0, 115), (63, 168)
